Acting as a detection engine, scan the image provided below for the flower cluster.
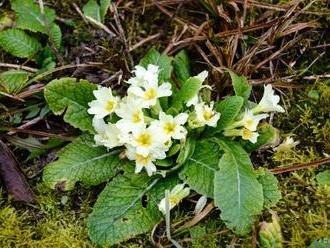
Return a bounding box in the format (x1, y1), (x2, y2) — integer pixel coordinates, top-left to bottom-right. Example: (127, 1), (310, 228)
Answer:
(87, 64), (220, 176)
(224, 85), (285, 143)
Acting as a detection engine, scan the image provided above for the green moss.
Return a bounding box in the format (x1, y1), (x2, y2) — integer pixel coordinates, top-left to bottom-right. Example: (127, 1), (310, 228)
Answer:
(269, 81), (330, 247)
(0, 185), (96, 248)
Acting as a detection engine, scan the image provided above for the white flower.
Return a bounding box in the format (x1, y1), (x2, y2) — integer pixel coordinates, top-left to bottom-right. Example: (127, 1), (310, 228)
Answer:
(195, 101), (220, 127)
(241, 110), (268, 131)
(115, 97), (145, 133)
(125, 145), (157, 176)
(274, 137), (299, 152)
(127, 64), (159, 87)
(252, 85), (285, 114)
(195, 70), (208, 82)
(241, 128), (259, 143)
(92, 118), (124, 148)
(150, 112), (189, 141)
(229, 110), (268, 131)
(194, 196), (207, 215)
(224, 127), (259, 144)
(130, 124), (168, 158)
(158, 184), (190, 215)
(186, 70), (209, 107)
(128, 80), (172, 107)
(186, 95), (198, 107)
(88, 86), (120, 119)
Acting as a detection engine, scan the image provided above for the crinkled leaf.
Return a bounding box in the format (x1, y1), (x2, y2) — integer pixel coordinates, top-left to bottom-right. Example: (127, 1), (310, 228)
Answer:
(44, 78), (97, 133)
(0, 70), (30, 94)
(173, 50), (191, 83)
(228, 70), (251, 101)
(100, 0), (111, 22)
(206, 96), (244, 136)
(309, 238), (330, 248)
(11, 0), (56, 34)
(83, 0), (101, 22)
(316, 170), (330, 187)
(242, 124), (279, 153)
(179, 140), (222, 197)
(214, 138), (264, 234)
(87, 167), (179, 245)
(139, 47), (173, 81)
(169, 77), (202, 114)
(43, 134), (123, 191)
(0, 29), (42, 58)
(215, 96), (244, 130)
(258, 170), (281, 208)
(49, 23), (62, 49)
(176, 136), (196, 165)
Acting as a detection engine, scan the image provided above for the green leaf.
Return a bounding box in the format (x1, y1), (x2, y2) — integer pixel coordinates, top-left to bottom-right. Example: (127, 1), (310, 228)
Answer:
(179, 140), (222, 197)
(44, 78), (97, 133)
(216, 96), (244, 130)
(242, 124), (279, 153)
(100, 0), (111, 22)
(206, 96), (243, 136)
(0, 29), (42, 58)
(258, 170), (281, 208)
(0, 70), (30, 94)
(169, 77), (202, 114)
(309, 238), (330, 248)
(316, 170), (330, 187)
(176, 136), (196, 165)
(227, 70), (251, 101)
(83, 0), (101, 22)
(87, 168), (179, 245)
(11, 0), (56, 34)
(173, 50), (191, 83)
(214, 138), (264, 234)
(139, 47), (173, 81)
(49, 23), (62, 49)
(43, 134), (123, 191)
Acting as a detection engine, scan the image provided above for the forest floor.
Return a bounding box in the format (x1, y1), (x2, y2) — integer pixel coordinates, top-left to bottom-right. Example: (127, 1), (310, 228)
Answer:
(0, 0), (329, 247)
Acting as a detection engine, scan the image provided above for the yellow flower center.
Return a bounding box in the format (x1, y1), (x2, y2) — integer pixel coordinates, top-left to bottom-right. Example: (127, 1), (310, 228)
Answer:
(163, 121), (176, 135)
(136, 153), (151, 166)
(203, 111), (214, 121)
(242, 128), (252, 140)
(246, 119), (254, 128)
(132, 111), (141, 124)
(144, 87), (157, 100)
(135, 133), (152, 147)
(105, 100), (115, 112)
(169, 195), (181, 207)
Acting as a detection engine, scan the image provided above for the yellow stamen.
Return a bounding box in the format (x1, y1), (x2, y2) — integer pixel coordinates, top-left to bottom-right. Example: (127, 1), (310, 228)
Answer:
(163, 122), (176, 135)
(135, 133), (152, 147)
(203, 111), (214, 121)
(105, 100), (115, 112)
(132, 111), (141, 123)
(169, 195), (181, 207)
(136, 153), (151, 166)
(144, 87), (157, 100)
(246, 119), (253, 126)
(242, 128), (252, 140)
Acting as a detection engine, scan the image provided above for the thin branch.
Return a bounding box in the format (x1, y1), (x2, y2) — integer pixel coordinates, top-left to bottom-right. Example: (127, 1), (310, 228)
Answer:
(234, 0), (330, 16)
(129, 33), (161, 52)
(0, 63), (38, 73)
(270, 157), (330, 174)
(174, 202), (215, 234)
(3, 128), (75, 142)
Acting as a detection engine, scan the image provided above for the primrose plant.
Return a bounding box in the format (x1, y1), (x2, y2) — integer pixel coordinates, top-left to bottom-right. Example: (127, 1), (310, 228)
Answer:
(43, 48), (283, 246)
